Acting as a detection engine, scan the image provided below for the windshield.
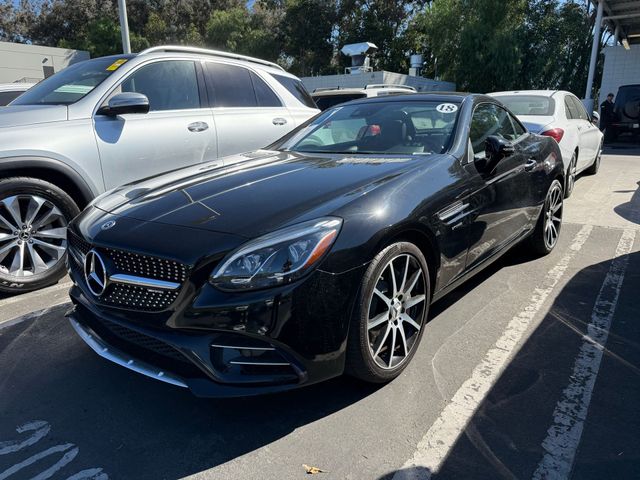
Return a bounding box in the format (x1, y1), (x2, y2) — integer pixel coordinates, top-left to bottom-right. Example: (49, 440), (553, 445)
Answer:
(12, 56), (134, 106)
(278, 100), (460, 155)
(494, 95), (555, 116)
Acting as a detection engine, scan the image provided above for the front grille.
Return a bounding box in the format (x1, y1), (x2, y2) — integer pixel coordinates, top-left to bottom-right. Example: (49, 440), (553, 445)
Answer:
(104, 283), (181, 311)
(68, 230), (189, 312)
(68, 231), (91, 256)
(106, 248), (187, 283)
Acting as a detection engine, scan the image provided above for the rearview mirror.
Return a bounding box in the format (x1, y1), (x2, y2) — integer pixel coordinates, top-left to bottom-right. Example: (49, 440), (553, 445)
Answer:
(475, 135), (514, 173)
(98, 92), (150, 116)
(591, 111), (600, 125)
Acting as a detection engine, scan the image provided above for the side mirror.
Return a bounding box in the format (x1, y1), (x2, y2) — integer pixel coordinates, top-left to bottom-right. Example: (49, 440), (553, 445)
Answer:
(591, 111), (600, 125)
(475, 135), (514, 173)
(98, 92), (150, 116)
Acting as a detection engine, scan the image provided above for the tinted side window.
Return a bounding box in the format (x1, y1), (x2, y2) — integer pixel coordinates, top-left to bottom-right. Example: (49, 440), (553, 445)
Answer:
(564, 96), (577, 119)
(0, 90), (24, 106)
(205, 62), (256, 108)
(570, 96), (589, 120)
(509, 113), (526, 137)
(272, 74), (317, 108)
(250, 71), (282, 107)
(121, 60), (200, 111)
(470, 104), (517, 155)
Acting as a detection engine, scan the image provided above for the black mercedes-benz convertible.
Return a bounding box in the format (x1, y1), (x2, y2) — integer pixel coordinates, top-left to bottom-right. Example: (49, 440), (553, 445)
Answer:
(66, 93), (564, 397)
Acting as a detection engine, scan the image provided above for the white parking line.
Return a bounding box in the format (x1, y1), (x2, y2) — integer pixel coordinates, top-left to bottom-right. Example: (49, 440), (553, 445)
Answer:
(532, 228), (636, 480)
(0, 281), (72, 308)
(394, 224), (593, 480)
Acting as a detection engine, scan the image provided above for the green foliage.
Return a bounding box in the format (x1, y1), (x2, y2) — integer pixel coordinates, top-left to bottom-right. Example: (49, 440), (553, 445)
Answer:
(4, 0), (605, 94)
(410, 0), (602, 95)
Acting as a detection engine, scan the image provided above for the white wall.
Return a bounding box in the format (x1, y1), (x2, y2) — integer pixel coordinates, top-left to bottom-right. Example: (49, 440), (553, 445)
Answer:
(599, 44), (640, 104)
(301, 71), (455, 93)
(0, 42), (90, 83)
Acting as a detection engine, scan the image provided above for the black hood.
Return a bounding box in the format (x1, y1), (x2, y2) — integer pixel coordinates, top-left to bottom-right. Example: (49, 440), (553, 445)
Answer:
(94, 150), (428, 238)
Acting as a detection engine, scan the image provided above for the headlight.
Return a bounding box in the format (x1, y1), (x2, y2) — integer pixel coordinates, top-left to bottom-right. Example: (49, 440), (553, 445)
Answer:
(210, 217), (342, 291)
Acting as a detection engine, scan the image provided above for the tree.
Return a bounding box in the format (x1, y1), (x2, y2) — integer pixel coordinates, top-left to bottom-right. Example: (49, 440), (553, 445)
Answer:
(280, 0), (338, 76)
(411, 0), (526, 92)
(337, 0), (427, 73)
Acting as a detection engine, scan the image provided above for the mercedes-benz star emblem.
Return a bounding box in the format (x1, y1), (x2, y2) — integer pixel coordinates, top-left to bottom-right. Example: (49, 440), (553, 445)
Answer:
(101, 220), (116, 230)
(84, 250), (108, 297)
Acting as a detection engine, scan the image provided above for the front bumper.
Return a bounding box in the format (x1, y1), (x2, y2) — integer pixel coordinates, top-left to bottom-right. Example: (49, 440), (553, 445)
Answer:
(68, 262), (365, 398)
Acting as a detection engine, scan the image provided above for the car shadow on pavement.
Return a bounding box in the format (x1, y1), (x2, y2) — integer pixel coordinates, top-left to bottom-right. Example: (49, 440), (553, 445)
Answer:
(378, 250), (640, 480)
(0, 303), (384, 479)
(614, 180), (640, 225)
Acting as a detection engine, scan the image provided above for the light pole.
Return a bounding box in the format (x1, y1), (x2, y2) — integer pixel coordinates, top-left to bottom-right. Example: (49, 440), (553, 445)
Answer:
(118, 0), (131, 54)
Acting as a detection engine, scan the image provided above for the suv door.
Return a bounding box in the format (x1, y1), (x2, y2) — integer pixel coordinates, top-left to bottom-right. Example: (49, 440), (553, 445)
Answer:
(94, 59), (218, 189)
(465, 103), (534, 268)
(203, 62), (294, 158)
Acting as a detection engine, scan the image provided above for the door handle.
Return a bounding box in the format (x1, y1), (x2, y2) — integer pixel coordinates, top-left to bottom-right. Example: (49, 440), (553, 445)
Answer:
(524, 159), (537, 172)
(272, 117), (287, 126)
(188, 122), (209, 132)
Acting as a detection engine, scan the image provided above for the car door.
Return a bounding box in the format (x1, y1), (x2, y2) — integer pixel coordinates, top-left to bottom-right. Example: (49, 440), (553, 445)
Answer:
(94, 59), (218, 189)
(465, 102), (535, 269)
(203, 61), (294, 159)
(569, 95), (600, 169)
(562, 94), (593, 168)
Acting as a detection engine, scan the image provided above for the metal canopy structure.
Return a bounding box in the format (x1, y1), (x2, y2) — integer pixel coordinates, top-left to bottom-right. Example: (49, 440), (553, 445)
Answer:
(586, 0), (640, 102)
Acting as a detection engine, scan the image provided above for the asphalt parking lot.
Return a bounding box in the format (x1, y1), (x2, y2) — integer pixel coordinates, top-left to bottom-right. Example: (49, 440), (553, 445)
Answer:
(1, 148), (639, 480)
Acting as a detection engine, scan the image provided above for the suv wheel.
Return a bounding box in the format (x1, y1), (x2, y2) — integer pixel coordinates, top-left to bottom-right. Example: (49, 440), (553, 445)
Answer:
(0, 177), (80, 293)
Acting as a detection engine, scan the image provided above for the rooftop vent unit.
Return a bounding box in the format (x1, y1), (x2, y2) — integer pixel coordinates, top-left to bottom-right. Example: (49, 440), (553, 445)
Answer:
(341, 42), (378, 75)
(409, 54), (424, 77)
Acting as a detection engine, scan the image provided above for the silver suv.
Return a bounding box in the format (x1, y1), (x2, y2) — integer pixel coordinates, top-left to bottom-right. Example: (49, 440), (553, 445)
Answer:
(0, 46), (319, 293)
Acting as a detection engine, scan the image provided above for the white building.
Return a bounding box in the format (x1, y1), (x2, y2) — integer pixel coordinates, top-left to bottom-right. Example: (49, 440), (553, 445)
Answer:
(600, 44), (640, 100)
(0, 41), (90, 84)
(301, 71), (455, 94)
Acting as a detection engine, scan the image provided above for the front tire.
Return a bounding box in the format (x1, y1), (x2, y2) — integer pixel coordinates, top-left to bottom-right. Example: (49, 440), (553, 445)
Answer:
(346, 242), (431, 383)
(527, 179), (563, 256)
(0, 177), (80, 294)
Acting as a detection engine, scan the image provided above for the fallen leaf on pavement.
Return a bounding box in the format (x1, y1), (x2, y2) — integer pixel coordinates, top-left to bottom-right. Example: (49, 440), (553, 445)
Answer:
(303, 464), (326, 474)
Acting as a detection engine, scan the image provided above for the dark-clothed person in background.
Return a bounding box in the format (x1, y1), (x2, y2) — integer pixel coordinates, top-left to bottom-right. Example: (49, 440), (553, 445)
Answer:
(600, 93), (616, 142)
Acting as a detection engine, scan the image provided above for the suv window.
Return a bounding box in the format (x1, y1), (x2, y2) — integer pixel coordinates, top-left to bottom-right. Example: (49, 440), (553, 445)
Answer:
(314, 94), (366, 111)
(470, 103), (518, 155)
(250, 71), (282, 107)
(272, 74), (317, 109)
(121, 60), (200, 111)
(0, 90), (24, 106)
(205, 62), (256, 108)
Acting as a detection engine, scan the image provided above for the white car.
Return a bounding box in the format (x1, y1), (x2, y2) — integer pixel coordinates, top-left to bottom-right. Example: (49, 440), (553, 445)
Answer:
(0, 82), (36, 106)
(312, 84), (416, 111)
(490, 90), (603, 197)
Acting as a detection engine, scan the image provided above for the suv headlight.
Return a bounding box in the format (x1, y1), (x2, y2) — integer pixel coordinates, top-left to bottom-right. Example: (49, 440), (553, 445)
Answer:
(210, 217), (342, 291)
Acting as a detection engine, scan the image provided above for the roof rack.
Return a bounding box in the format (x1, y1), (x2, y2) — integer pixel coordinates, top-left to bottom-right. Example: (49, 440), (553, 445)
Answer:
(365, 84), (416, 91)
(312, 87), (342, 93)
(138, 46), (285, 71)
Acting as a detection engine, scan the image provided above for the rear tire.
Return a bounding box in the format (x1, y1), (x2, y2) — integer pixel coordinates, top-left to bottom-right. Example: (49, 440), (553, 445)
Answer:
(526, 179), (563, 257)
(585, 143), (602, 175)
(0, 177), (79, 294)
(565, 152), (577, 198)
(346, 242), (431, 383)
